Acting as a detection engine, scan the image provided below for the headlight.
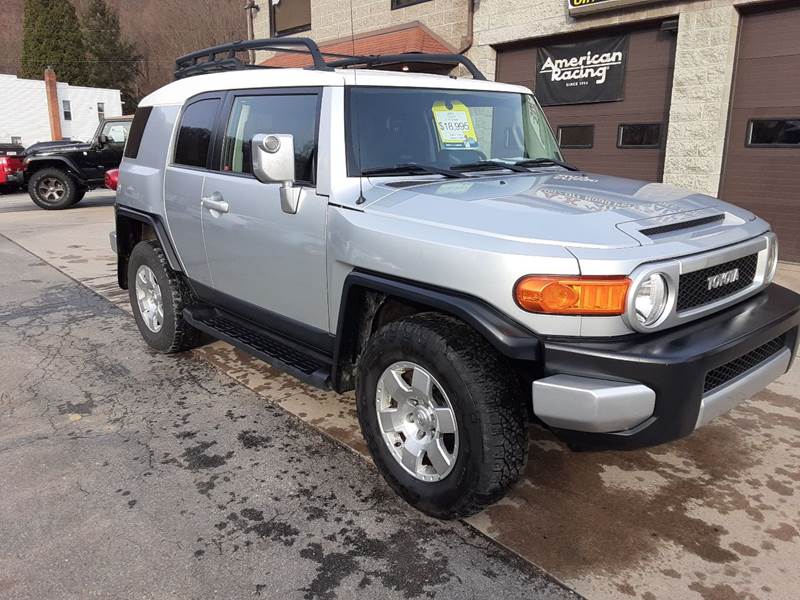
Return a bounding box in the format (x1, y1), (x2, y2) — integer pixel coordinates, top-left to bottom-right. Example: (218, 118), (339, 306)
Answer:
(766, 236), (779, 284)
(634, 273), (668, 327)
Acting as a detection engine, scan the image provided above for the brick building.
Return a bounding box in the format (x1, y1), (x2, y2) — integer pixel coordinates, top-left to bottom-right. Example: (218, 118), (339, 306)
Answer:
(254, 0), (799, 260)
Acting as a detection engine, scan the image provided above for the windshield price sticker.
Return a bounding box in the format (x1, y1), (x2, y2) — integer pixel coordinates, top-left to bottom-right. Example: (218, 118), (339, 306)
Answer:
(432, 101), (479, 150)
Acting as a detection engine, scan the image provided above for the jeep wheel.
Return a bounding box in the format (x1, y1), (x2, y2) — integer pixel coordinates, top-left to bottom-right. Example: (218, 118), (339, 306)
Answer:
(28, 168), (79, 210)
(356, 313), (528, 519)
(128, 240), (202, 353)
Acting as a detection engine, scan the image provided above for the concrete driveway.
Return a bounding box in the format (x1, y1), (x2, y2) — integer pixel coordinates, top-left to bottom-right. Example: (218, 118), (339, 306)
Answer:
(1, 190), (798, 599)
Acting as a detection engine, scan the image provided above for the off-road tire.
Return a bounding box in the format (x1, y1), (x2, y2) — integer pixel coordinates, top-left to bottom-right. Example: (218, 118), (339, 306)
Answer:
(70, 186), (87, 206)
(28, 167), (79, 210)
(128, 240), (201, 353)
(356, 312), (528, 519)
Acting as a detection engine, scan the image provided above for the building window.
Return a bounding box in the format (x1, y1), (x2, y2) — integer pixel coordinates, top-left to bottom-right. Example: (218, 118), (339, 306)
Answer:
(11, 136), (22, 145)
(558, 125), (594, 149)
(97, 102), (105, 121)
(747, 119), (800, 147)
(392, 0), (433, 8)
(62, 100), (72, 121)
(174, 98), (221, 168)
(270, 0), (311, 36)
(618, 123), (662, 148)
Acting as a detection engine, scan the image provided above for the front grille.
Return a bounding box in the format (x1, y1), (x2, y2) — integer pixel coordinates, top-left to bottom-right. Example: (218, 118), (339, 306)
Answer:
(703, 337), (785, 394)
(677, 254), (758, 312)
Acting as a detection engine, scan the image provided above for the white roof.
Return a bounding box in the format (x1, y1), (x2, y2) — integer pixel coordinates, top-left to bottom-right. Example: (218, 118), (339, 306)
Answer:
(140, 67), (531, 107)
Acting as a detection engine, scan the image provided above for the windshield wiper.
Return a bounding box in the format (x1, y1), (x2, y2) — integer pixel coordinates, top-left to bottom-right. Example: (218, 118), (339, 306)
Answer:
(514, 157), (579, 171)
(452, 160), (530, 174)
(361, 163), (467, 179)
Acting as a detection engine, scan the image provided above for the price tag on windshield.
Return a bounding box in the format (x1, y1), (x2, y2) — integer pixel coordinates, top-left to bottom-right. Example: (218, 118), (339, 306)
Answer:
(432, 101), (479, 150)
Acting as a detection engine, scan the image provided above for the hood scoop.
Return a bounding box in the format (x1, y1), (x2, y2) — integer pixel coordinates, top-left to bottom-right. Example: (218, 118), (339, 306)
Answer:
(639, 213), (726, 238)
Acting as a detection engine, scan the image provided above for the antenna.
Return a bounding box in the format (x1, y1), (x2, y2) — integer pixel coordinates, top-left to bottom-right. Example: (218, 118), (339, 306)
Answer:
(349, 0), (366, 206)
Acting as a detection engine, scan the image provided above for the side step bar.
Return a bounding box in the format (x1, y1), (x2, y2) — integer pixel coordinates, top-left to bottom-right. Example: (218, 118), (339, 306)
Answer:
(184, 305), (332, 389)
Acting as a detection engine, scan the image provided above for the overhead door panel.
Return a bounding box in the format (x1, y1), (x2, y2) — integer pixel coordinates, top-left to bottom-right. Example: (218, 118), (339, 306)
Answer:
(496, 25), (676, 183)
(720, 3), (800, 262)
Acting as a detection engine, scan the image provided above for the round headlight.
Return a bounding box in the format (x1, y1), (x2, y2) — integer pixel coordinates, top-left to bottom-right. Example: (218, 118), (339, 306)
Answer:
(766, 237), (779, 283)
(634, 273), (668, 327)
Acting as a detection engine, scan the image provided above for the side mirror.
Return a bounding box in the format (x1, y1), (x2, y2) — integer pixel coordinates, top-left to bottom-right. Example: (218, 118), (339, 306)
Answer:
(252, 133), (300, 214)
(96, 134), (109, 147)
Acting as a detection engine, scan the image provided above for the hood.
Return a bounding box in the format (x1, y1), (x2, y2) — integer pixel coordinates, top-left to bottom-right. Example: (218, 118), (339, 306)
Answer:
(26, 142), (92, 157)
(362, 171), (756, 249)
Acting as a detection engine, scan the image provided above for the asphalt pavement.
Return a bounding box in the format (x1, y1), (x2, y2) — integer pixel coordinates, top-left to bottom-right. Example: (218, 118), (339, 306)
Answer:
(0, 233), (577, 599)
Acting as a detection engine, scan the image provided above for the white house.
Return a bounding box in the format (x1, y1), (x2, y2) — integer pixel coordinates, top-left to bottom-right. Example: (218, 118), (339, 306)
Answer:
(0, 72), (123, 147)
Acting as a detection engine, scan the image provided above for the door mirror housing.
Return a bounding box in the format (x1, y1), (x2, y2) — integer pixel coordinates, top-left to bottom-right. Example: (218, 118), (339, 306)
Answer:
(96, 134), (109, 147)
(252, 133), (300, 214)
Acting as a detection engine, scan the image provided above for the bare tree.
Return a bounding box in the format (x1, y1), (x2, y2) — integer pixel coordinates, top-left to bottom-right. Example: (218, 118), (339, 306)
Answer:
(0, 0), (24, 75)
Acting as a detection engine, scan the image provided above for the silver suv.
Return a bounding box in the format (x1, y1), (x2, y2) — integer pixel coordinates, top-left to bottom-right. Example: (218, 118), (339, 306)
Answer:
(112, 39), (800, 519)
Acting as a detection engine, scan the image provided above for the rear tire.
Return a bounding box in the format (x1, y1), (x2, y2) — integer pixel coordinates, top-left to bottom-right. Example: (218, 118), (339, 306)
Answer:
(28, 167), (79, 210)
(356, 313), (528, 519)
(128, 240), (202, 353)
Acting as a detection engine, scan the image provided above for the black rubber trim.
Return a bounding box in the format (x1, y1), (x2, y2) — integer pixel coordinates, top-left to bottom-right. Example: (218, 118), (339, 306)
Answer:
(543, 284), (800, 450)
(115, 205), (182, 272)
(335, 270), (542, 363)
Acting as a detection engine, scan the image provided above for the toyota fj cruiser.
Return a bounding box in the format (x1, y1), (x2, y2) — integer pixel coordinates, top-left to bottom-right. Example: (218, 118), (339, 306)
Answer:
(112, 39), (800, 519)
(24, 115), (132, 209)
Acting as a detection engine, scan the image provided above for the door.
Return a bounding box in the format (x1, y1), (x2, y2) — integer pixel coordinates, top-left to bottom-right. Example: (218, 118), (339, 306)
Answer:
(719, 3), (800, 261)
(164, 95), (223, 286)
(495, 25), (677, 182)
(96, 119), (131, 173)
(200, 90), (329, 332)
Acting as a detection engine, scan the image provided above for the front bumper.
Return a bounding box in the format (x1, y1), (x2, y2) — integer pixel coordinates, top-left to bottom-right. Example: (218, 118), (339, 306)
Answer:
(535, 283), (800, 450)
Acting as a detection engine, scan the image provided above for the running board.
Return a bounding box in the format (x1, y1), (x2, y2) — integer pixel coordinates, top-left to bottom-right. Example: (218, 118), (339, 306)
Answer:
(184, 305), (332, 389)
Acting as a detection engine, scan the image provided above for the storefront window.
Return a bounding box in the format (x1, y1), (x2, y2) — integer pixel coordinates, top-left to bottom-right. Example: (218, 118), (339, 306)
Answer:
(618, 123), (662, 148)
(558, 125), (594, 149)
(747, 119), (800, 147)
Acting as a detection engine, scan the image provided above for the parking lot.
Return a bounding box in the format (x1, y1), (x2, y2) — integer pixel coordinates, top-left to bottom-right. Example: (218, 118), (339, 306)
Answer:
(1, 190), (799, 599)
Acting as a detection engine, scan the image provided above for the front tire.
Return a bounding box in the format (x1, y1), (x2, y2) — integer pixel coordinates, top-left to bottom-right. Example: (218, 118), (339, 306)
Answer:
(127, 240), (201, 353)
(28, 167), (79, 210)
(356, 313), (528, 519)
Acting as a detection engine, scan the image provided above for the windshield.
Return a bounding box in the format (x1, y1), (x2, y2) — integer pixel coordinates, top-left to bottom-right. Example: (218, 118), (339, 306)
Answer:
(347, 87), (561, 176)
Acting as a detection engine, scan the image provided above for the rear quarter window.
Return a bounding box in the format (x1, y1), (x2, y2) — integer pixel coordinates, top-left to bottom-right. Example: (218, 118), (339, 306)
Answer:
(124, 107), (152, 159)
(174, 98), (221, 168)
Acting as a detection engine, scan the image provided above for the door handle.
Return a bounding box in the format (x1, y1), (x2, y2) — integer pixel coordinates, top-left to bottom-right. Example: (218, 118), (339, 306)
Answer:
(201, 193), (229, 214)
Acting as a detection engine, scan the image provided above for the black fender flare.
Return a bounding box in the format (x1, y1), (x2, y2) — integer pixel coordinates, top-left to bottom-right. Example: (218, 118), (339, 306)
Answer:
(24, 155), (87, 184)
(115, 205), (183, 288)
(331, 270), (541, 391)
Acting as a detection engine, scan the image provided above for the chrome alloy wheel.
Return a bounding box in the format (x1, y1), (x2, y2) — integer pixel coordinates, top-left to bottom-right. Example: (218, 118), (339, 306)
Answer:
(376, 361), (459, 482)
(37, 177), (65, 203)
(135, 265), (164, 333)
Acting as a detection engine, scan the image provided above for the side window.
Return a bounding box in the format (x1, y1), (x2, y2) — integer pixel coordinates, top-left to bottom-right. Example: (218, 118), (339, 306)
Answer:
(618, 123), (662, 149)
(174, 98), (220, 168)
(124, 107), (152, 159)
(101, 121), (130, 144)
(558, 125), (594, 149)
(221, 94), (318, 184)
(747, 119), (800, 147)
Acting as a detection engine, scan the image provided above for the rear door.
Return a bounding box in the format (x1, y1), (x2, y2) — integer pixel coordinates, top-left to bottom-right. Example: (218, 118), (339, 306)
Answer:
(200, 89), (329, 333)
(163, 94), (223, 286)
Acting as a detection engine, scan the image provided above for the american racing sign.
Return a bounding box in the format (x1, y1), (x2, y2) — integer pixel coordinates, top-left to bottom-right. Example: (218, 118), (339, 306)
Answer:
(535, 36), (629, 106)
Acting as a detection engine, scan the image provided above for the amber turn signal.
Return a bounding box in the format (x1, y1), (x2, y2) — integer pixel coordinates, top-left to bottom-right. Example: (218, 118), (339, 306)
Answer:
(514, 275), (631, 315)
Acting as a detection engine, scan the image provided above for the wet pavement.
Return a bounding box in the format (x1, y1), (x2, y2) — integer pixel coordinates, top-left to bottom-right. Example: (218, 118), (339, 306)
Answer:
(1, 190), (799, 599)
(0, 215), (575, 599)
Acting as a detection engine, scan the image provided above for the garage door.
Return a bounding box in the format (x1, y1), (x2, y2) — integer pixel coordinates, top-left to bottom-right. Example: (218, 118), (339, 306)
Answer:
(496, 25), (676, 183)
(719, 3), (800, 262)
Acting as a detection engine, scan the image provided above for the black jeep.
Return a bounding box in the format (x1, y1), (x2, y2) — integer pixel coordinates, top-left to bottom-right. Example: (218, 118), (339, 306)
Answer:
(23, 116), (132, 209)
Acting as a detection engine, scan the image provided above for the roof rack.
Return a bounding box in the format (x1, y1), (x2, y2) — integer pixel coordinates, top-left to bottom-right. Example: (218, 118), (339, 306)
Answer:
(174, 37), (486, 81)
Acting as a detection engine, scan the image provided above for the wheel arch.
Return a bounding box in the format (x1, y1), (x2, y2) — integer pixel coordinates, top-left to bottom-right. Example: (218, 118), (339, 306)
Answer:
(116, 206), (182, 289)
(331, 270), (542, 392)
(25, 157), (86, 184)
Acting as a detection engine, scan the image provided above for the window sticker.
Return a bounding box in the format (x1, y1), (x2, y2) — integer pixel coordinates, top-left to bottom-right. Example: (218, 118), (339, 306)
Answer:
(432, 100), (479, 150)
